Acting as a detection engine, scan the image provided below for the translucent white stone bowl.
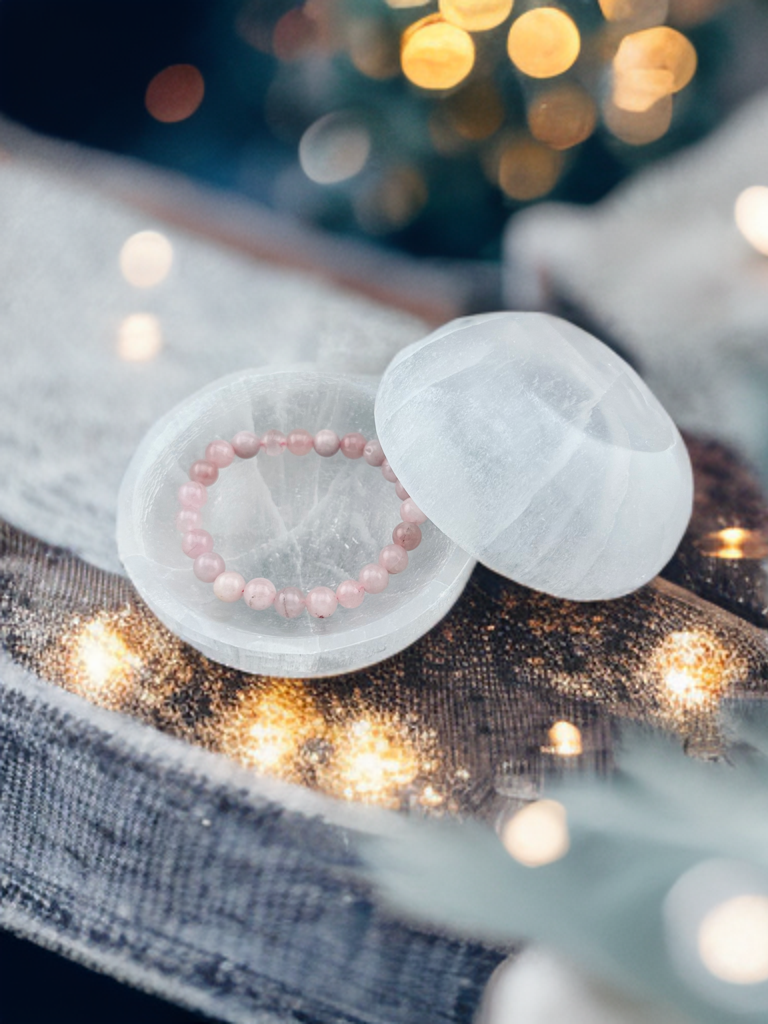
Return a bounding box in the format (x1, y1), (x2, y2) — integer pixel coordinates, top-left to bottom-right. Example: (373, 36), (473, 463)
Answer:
(376, 312), (693, 601)
(117, 367), (475, 677)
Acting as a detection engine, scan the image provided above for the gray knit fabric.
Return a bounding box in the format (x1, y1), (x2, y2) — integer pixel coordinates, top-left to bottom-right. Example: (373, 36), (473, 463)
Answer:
(0, 655), (503, 1023)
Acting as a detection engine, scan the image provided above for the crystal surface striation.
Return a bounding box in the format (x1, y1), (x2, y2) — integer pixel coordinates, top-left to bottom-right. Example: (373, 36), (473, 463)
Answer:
(117, 367), (474, 677)
(375, 312), (693, 601)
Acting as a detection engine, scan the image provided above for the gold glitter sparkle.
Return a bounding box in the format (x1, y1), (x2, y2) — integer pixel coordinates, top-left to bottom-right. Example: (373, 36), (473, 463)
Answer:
(651, 629), (739, 708)
(60, 614), (143, 710)
(218, 679), (327, 781)
(3, 430), (768, 824)
(318, 713), (425, 808)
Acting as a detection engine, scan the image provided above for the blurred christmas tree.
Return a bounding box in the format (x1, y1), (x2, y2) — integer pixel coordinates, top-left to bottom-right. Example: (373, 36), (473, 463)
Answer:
(0, 0), (737, 259)
(239, 0), (731, 256)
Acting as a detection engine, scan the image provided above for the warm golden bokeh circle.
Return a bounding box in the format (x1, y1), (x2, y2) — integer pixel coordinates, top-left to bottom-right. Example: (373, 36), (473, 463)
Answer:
(612, 67), (676, 113)
(603, 94), (673, 144)
(401, 15), (476, 90)
(527, 84), (596, 149)
(507, 8), (581, 79)
(145, 64), (205, 123)
(497, 136), (563, 200)
(613, 26), (697, 94)
(439, 0), (515, 33)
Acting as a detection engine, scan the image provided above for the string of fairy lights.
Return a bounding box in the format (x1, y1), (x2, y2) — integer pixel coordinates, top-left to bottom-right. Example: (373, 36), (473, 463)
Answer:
(54, 225), (763, 813)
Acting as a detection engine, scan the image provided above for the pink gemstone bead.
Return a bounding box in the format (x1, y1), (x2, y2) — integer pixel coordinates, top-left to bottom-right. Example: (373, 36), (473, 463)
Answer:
(314, 429), (340, 457)
(381, 459), (398, 483)
(395, 480), (409, 501)
(262, 429), (287, 456)
(359, 563), (389, 594)
(189, 460), (219, 486)
(213, 571), (246, 603)
(379, 544), (409, 574)
(181, 528), (214, 558)
(401, 498), (427, 524)
(243, 577), (277, 610)
(363, 440), (385, 467)
(178, 481), (207, 509)
(193, 551), (225, 582)
(231, 431), (261, 459)
(175, 507), (202, 533)
(340, 432), (366, 459)
(337, 579), (365, 609)
(287, 428), (314, 456)
(274, 587), (306, 618)
(393, 522), (422, 551)
(205, 439), (235, 468)
(306, 586), (338, 619)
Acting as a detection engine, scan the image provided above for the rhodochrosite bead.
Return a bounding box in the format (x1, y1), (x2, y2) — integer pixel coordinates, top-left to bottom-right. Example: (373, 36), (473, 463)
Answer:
(375, 311), (693, 601)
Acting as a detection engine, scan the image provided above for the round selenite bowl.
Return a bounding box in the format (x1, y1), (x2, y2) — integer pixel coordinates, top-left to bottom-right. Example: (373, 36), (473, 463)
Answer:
(117, 367), (475, 677)
(375, 312), (693, 601)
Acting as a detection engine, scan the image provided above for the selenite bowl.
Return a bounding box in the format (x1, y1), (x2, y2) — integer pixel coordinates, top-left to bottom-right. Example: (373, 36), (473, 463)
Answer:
(117, 366), (474, 677)
(376, 312), (693, 601)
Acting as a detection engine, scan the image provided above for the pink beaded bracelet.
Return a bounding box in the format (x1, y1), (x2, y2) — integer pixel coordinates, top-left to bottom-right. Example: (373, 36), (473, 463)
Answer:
(175, 429), (428, 620)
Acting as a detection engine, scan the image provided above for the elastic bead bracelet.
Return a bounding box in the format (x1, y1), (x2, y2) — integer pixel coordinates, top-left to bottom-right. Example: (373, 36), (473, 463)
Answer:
(175, 429), (428, 620)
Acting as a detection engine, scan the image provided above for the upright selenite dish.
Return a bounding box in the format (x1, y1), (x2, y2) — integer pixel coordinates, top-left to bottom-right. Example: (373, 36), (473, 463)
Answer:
(117, 367), (475, 677)
(375, 312), (693, 601)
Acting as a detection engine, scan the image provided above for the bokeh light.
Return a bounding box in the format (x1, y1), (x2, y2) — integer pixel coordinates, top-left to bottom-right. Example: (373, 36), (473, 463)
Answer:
(502, 799), (570, 867)
(613, 68), (675, 112)
(613, 26), (697, 96)
(299, 112), (371, 184)
(219, 680), (326, 779)
(63, 616), (141, 709)
(603, 94), (673, 145)
(527, 84), (597, 149)
(119, 230), (174, 288)
(401, 15), (476, 91)
(735, 186), (768, 256)
(546, 721), (583, 756)
(118, 313), (163, 362)
(698, 896), (768, 984)
(652, 630), (734, 707)
(698, 526), (768, 559)
(318, 715), (421, 807)
(387, 0), (431, 7)
(439, 0), (514, 33)
(507, 9), (580, 79)
(145, 64), (205, 124)
(497, 136), (563, 200)
(445, 80), (505, 140)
